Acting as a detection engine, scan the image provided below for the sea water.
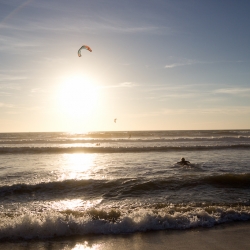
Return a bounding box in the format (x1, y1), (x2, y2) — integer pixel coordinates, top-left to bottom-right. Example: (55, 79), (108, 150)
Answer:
(0, 130), (250, 240)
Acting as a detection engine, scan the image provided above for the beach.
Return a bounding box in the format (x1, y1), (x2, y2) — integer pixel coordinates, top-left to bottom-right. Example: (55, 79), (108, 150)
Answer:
(1, 222), (249, 250)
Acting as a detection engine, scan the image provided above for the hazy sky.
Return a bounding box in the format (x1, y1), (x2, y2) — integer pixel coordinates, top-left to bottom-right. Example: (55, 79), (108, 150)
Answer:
(1, 0), (250, 132)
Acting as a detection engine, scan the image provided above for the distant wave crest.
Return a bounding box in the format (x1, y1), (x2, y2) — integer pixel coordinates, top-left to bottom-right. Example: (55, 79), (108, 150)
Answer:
(0, 144), (250, 154)
(0, 135), (250, 145)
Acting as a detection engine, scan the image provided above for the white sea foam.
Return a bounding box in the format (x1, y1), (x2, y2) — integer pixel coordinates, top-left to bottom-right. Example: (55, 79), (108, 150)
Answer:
(1, 205), (250, 240)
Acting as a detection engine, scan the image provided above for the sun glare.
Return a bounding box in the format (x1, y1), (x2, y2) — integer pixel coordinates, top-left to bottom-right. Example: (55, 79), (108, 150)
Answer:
(58, 153), (96, 180)
(57, 75), (98, 117)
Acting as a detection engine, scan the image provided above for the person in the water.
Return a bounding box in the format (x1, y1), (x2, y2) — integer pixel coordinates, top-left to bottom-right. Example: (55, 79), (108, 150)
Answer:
(177, 157), (190, 166)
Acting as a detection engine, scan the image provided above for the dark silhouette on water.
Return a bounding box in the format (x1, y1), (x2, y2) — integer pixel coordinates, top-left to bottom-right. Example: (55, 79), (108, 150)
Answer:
(177, 157), (190, 166)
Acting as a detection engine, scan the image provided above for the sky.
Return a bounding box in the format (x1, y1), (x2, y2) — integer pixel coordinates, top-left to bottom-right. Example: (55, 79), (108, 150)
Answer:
(0, 0), (250, 132)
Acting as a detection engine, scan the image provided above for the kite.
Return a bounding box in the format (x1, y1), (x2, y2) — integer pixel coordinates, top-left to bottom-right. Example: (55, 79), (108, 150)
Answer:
(78, 45), (92, 57)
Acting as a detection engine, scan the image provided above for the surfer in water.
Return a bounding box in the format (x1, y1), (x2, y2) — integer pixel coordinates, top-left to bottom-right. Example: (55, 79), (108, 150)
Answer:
(177, 157), (190, 166)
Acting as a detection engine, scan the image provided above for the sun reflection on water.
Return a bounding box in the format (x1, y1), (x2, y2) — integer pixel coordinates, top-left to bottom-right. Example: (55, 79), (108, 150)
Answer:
(71, 242), (102, 250)
(59, 153), (96, 180)
(51, 198), (103, 211)
(52, 199), (84, 210)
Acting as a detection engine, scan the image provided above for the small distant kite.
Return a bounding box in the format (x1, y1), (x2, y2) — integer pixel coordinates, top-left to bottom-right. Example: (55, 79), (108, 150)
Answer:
(78, 45), (92, 57)
(114, 118), (117, 123)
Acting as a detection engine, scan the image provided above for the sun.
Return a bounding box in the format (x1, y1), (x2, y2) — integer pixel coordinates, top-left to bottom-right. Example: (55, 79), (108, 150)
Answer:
(57, 75), (98, 118)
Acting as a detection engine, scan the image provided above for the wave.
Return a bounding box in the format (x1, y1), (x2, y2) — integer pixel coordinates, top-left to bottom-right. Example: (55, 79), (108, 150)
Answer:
(1, 130), (250, 145)
(0, 144), (250, 154)
(0, 203), (250, 240)
(1, 173), (250, 199)
(1, 136), (250, 145)
(201, 173), (250, 188)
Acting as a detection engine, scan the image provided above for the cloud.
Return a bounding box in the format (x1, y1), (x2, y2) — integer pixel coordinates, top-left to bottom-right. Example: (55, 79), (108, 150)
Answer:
(214, 87), (250, 96)
(160, 92), (197, 99)
(0, 102), (14, 108)
(0, 0), (34, 29)
(143, 83), (201, 92)
(0, 34), (40, 53)
(95, 23), (163, 34)
(119, 82), (137, 87)
(165, 62), (195, 68)
(165, 58), (197, 68)
(0, 74), (27, 82)
(164, 58), (246, 69)
(30, 88), (46, 93)
(101, 82), (138, 89)
(0, 83), (21, 94)
(0, 91), (12, 97)
(0, 9), (165, 36)
(135, 106), (250, 117)
(141, 83), (211, 100)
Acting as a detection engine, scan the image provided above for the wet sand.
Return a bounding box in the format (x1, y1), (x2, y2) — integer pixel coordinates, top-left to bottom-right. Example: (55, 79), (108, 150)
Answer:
(1, 221), (250, 250)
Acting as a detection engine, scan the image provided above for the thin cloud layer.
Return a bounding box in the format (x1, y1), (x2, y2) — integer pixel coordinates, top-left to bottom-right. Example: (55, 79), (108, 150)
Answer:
(215, 87), (250, 96)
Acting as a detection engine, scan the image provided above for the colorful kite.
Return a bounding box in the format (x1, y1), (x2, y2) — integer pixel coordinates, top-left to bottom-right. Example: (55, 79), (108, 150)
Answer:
(78, 45), (92, 57)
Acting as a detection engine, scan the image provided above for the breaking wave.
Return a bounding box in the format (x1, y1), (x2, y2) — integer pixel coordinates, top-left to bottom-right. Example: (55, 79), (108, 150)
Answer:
(0, 204), (250, 240)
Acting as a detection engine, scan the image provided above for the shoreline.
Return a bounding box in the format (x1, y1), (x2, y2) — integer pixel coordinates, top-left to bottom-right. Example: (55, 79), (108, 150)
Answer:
(1, 221), (250, 250)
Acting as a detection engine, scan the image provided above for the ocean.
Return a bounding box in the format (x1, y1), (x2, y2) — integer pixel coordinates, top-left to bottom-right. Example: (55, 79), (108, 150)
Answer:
(0, 130), (250, 242)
